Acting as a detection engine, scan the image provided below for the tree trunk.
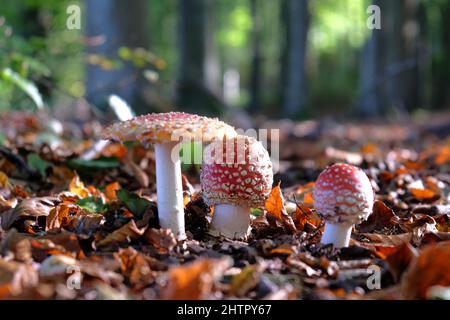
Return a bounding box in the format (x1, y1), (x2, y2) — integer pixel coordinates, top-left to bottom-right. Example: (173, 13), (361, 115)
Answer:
(85, 0), (150, 113)
(248, 0), (262, 114)
(176, 0), (222, 116)
(281, 0), (309, 118)
(357, 0), (423, 118)
(431, 1), (450, 109)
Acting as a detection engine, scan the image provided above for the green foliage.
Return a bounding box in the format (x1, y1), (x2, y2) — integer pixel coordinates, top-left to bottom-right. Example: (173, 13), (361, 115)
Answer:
(67, 157), (121, 172)
(116, 189), (151, 218)
(1, 68), (44, 109)
(76, 196), (108, 214)
(27, 153), (51, 176)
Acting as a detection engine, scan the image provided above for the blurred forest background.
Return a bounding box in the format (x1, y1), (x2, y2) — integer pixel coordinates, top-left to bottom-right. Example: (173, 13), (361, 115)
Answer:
(0, 0), (449, 122)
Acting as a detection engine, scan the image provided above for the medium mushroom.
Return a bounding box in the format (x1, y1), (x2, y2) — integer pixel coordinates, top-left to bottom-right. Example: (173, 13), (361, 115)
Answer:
(312, 163), (374, 248)
(201, 135), (273, 239)
(103, 112), (236, 239)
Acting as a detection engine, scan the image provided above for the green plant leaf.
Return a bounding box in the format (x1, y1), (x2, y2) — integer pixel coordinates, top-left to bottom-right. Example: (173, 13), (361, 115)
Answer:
(27, 153), (51, 176)
(116, 189), (151, 218)
(1, 68), (44, 109)
(67, 157), (121, 171)
(76, 196), (108, 214)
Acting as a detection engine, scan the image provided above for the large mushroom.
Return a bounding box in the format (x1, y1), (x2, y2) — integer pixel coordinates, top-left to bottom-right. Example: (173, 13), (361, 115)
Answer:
(313, 163), (374, 248)
(103, 112), (236, 239)
(201, 135), (273, 239)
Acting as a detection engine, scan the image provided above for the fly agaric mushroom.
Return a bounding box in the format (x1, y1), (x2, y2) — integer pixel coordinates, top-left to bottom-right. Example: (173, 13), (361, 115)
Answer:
(103, 112), (236, 239)
(313, 163), (374, 248)
(201, 135), (273, 239)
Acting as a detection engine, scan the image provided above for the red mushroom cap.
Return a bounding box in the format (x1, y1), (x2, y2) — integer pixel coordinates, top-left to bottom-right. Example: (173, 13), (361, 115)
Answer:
(313, 163), (374, 224)
(201, 136), (273, 207)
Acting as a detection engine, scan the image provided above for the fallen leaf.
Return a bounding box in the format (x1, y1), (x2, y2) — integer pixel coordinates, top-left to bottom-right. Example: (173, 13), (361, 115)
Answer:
(401, 241), (450, 299)
(1, 197), (60, 230)
(144, 228), (177, 254)
(0, 258), (38, 298)
(69, 174), (90, 198)
(360, 232), (412, 246)
(96, 219), (147, 248)
(230, 265), (261, 297)
(386, 242), (419, 283)
(265, 183), (296, 233)
(358, 201), (399, 233)
(265, 183), (284, 219)
(409, 188), (440, 202)
(161, 257), (232, 300)
(105, 182), (120, 201)
(114, 247), (164, 290)
(293, 203), (322, 231)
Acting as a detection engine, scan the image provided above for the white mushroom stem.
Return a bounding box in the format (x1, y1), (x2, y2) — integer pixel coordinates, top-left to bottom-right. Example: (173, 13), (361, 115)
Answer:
(154, 141), (186, 240)
(321, 222), (353, 248)
(209, 204), (250, 239)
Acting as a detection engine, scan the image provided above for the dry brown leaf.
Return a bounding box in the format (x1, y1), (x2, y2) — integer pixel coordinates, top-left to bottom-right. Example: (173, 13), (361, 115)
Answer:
(105, 182), (120, 201)
(144, 228), (177, 254)
(114, 247), (163, 290)
(0, 258), (38, 298)
(360, 232), (413, 246)
(70, 211), (105, 234)
(125, 160), (149, 188)
(1, 197), (60, 230)
(265, 183), (297, 233)
(386, 242), (419, 282)
(161, 257), (232, 300)
(293, 203), (322, 231)
(358, 200), (399, 233)
(96, 219), (147, 248)
(401, 241), (450, 299)
(46, 203), (78, 230)
(286, 255), (321, 277)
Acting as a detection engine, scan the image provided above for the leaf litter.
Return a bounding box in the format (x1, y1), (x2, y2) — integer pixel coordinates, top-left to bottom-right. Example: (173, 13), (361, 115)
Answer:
(0, 111), (449, 300)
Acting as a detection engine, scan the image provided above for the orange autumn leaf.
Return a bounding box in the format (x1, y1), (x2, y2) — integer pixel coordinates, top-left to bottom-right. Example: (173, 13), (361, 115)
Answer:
(409, 188), (439, 201)
(265, 183), (284, 220)
(434, 146), (450, 165)
(265, 183), (297, 232)
(403, 160), (426, 171)
(102, 143), (128, 161)
(69, 174), (90, 198)
(0, 171), (11, 189)
(269, 244), (296, 256)
(161, 258), (231, 300)
(46, 204), (74, 230)
(303, 192), (314, 205)
(401, 241), (450, 299)
(360, 143), (378, 155)
(294, 203), (322, 230)
(105, 182), (121, 201)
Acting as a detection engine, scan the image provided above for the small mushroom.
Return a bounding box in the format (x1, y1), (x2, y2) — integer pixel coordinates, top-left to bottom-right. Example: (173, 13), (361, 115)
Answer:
(103, 112), (236, 239)
(201, 136), (273, 239)
(313, 163), (374, 248)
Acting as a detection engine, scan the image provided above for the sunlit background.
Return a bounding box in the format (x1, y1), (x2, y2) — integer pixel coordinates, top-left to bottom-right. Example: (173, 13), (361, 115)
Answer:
(0, 0), (449, 121)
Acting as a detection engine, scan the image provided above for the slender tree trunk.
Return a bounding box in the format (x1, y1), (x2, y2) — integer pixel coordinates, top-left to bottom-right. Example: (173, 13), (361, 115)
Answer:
(248, 0), (262, 114)
(204, 0), (220, 96)
(281, 0), (309, 118)
(85, 0), (150, 113)
(431, 1), (450, 109)
(176, 0), (221, 115)
(358, 0), (423, 117)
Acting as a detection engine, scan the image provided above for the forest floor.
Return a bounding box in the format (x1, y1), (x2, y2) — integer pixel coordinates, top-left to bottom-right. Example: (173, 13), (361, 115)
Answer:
(0, 110), (449, 300)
